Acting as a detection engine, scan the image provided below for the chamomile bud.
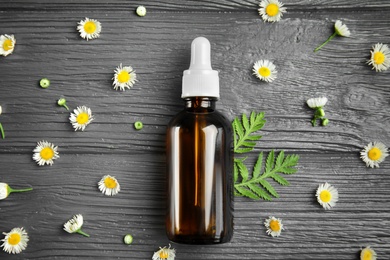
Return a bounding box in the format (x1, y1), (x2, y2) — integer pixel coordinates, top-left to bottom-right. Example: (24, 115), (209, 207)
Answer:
(40, 78), (50, 88)
(123, 234), (133, 245)
(321, 118), (329, 126)
(57, 98), (69, 110)
(136, 6), (147, 17)
(134, 121), (143, 130)
(316, 108), (325, 117)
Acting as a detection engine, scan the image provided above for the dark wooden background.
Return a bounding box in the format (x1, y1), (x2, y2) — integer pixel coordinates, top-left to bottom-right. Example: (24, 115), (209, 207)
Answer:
(1, 0), (389, 259)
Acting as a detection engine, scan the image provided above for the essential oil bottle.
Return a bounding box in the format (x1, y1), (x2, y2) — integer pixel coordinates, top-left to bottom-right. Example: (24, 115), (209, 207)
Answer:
(166, 37), (233, 244)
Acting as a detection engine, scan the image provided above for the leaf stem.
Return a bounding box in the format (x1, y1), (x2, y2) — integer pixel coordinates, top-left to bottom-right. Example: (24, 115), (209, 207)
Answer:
(0, 123), (5, 139)
(76, 229), (90, 237)
(8, 186), (33, 193)
(314, 32), (337, 52)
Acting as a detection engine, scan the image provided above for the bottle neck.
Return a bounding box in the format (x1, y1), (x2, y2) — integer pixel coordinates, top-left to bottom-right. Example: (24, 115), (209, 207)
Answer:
(184, 97), (217, 112)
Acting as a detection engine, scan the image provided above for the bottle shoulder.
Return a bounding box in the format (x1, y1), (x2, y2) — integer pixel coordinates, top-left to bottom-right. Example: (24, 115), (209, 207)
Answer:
(167, 109), (232, 131)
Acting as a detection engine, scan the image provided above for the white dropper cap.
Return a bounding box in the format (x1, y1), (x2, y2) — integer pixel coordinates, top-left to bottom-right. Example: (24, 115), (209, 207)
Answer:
(182, 37), (219, 99)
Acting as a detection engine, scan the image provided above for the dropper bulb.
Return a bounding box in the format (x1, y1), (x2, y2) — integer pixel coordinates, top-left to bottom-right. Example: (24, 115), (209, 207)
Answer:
(189, 37), (212, 70)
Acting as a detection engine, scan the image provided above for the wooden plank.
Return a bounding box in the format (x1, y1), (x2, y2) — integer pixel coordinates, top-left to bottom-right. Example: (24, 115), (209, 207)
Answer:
(1, 0), (390, 11)
(0, 3), (389, 260)
(0, 11), (389, 153)
(0, 153), (389, 259)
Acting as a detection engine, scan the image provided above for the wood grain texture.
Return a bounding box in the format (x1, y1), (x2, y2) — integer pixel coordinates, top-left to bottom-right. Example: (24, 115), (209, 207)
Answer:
(0, 1), (389, 259)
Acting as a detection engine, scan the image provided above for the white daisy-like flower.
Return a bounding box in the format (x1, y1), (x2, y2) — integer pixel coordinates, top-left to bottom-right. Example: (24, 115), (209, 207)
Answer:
(252, 60), (277, 82)
(258, 0), (286, 23)
(0, 183), (33, 200)
(316, 183), (339, 210)
(334, 20), (351, 37)
(77, 17), (101, 41)
(152, 244), (176, 260)
(361, 246), (377, 260)
(367, 43), (390, 72)
(264, 216), (284, 237)
(360, 141), (388, 168)
(0, 183), (7, 200)
(69, 106), (94, 131)
(307, 97), (328, 109)
(1, 227), (29, 254)
(0, 34), (16, 57)
(32, 140), (60, 166)
(112, 64), (137, 91)
(314, 20), (350, 52)
(63, 214), (90, 237)
(98, 175), (120, 196)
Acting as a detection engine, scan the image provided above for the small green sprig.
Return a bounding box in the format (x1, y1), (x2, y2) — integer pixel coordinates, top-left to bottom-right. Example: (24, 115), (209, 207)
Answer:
(233, 111), (299, 200)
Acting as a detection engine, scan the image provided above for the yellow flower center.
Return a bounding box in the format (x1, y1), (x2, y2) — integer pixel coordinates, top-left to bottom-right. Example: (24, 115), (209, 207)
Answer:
(104, 177), (117, 189)
(40, 147), (54, 160)
(2, 39), (13, 51)
(8, 233), (21, 246)
(269, 219), (281, 232)
(76, 112), (89, 125)
(320, 190), (332, 203)
(361, 249), (372, 260)
(266, 3), (279, 17)
(368, 147), (382, 161)
(84, 21), (97, 34)
(373, 52), (385, 65)
(258, 67), (271, 77)
(159, 251), (169, 259)
(117, 71), (130, 83)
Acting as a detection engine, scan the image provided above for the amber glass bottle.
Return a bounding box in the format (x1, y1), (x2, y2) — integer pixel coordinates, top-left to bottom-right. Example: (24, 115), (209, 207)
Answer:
(166, 37), (233, 244)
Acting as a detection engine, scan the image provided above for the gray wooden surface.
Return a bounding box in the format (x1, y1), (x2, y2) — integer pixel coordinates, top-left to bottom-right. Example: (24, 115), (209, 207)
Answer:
(0, 0), (389, 259)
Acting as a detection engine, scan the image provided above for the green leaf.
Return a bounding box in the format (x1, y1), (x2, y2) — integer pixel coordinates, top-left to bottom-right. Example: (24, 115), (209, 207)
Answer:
(265, 150), (275, 173)
(242, 113), (249, 131)
(235, 148), (254, 154)
(259, 179), (279, 198)
(271, 174), (290, 186)
(233, 111), (266, 153)
(232, 111), (299, 201)
(236, 160), (249, 182)
(248, 184), (272, 201)
(252, 152), (263, 179)
(233, 161), (239, 183)
(235, 186), (259, 200)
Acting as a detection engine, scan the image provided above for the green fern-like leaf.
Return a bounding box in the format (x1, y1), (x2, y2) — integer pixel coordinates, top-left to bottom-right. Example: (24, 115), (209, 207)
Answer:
(233, 111), (265, 154)
(234, 150), (299, 200)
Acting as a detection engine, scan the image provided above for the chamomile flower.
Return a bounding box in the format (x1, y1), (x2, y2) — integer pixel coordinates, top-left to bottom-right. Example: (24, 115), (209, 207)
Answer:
(152, 244), (176, 260)
(32, 140), (59, 166)
(1, 227), (29, 254)
(360, 246), (377, 260)
(63, 214), (90, 237)
(69, 106), (94, 131)
(112, 64), (137, 91)
(0, 34), (16, 57)
(0, 183), (33, 200)
(77, 17), (101, 41)
(98, 175), (120, 196)
(316, 183), (339, 210)
(314, 20), (350, 52)
(360, 141), (388, 168)
(307, 97), (328, 109)
(264, 216), (284, 237)
(252, 60), (277, 82)
(367, 43), (390, 72)
(258, 0), (286, 23)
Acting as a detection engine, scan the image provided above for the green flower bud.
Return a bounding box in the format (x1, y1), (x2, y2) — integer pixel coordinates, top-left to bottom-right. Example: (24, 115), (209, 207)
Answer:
(40, 78), (50, 88)
(322, 118), (329, 126)
(136, 6), (147, 17)
(134, 121), (143, 130)
(57, 98), (69, 110)
(123, 234), (133, 245)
